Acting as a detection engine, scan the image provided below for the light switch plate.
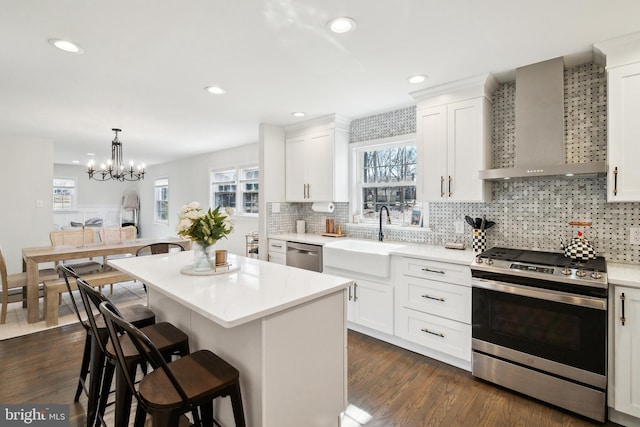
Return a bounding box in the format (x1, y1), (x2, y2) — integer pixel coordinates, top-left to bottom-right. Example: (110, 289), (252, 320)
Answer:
(272, 202), (280, 213)
(631, 227), (640, 245)
(454, 220), (464, 234)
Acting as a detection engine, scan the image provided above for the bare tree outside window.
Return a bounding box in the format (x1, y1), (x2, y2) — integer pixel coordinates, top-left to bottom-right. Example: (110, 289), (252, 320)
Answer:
(360, 145), (417, 223)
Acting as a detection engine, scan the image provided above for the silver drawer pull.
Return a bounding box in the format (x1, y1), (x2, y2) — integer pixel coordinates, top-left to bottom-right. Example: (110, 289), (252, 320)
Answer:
(272, 244), (283, 248)
(421, 267), (445, 274)
(421, 294), (445, 302)
(421, 328), (445, 338)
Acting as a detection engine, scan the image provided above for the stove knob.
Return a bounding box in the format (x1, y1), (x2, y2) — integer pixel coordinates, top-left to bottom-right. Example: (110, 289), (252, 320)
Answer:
(591, 270), (602, 279)
(486, 258), (494, 265)
(475, 256), (483, 264)
(576, 268), (587, 278)
(561, 266), (572, 275)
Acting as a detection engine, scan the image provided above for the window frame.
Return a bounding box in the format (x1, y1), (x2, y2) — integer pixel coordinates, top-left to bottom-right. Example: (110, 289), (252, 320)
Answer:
(154, 177), (169, 225)
(210, 164), (259, 216)
(52, 177), (77, 211)
(352, 136), (426, 226)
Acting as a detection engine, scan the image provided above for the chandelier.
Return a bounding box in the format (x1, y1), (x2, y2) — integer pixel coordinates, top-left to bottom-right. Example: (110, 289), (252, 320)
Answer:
(87, 128), (145, 182)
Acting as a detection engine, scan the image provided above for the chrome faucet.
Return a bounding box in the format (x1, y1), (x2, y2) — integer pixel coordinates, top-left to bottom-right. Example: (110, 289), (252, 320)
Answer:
(379, 206), (391, 241)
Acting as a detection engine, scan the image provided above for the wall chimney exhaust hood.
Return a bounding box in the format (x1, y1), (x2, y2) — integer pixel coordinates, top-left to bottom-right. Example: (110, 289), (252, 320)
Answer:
(479, 57), (606, 180)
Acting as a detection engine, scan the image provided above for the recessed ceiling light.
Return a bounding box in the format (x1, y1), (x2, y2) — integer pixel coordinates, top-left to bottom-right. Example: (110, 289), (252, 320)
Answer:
(327, 17), (357, 34)
(205, 86), (226, 95)
(87, 152), (95, 156)
(72, 160), (80, 164)
(292, 112), (306, 117)
(48, 38), (84, 54)
(408, 75), (428, 84)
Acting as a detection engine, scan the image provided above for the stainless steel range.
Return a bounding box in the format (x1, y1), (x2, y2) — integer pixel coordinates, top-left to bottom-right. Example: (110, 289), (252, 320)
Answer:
(471, 247), (608, 422)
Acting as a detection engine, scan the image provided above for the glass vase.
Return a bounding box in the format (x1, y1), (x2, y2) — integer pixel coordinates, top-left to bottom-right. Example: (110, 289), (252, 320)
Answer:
(193, 241), (216, 271)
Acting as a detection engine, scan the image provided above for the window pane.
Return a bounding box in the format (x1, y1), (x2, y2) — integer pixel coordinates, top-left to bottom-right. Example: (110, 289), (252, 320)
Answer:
(53, 178), (76, 210)
(362, 146), (416, 184)
(213, 170), (236, 183)
(362, 186), (416, 222)
(154, 178), (169, 223)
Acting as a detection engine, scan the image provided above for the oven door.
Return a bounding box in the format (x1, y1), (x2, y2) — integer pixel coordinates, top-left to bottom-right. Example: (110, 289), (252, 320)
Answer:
(472, 278), (606, 377)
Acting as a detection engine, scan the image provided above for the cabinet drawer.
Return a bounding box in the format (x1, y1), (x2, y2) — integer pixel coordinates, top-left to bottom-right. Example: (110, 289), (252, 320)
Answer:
(268, 239), (286, 254)
(400, 277), (470, 323)
(396, 307), (471, 361)
(401, 257), (470, 286)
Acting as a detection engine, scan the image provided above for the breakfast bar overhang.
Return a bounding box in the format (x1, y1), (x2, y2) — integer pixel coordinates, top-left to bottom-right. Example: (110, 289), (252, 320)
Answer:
(109, 250), (351, 427)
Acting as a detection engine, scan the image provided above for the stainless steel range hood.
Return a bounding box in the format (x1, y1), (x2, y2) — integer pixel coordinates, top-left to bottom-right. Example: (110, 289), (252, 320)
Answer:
(479, 57), (606, 180)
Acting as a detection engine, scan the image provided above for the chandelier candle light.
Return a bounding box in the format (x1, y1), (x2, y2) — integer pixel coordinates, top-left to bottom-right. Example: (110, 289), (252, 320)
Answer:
(176, 202), (234, 271)
(87, 128), (146, 181)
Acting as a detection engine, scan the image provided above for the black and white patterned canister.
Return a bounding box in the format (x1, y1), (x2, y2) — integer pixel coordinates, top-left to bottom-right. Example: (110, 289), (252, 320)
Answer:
(472, 229), (486, 253)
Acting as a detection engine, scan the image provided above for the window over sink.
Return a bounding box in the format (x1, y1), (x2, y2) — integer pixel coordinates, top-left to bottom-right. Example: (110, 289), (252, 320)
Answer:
(354, 137), (426, 226)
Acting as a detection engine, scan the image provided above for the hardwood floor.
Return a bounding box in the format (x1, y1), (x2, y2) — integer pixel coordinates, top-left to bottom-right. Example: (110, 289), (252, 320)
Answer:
(0, 325), (620, 426)
(348, 331), (617, 427)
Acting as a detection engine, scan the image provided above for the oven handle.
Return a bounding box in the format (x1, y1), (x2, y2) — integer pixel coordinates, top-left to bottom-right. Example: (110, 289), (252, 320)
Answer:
(472, 278), (607, 310)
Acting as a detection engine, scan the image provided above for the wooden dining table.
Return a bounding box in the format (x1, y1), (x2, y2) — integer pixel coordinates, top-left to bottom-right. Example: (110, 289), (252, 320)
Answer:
(22, 237), (191, 323)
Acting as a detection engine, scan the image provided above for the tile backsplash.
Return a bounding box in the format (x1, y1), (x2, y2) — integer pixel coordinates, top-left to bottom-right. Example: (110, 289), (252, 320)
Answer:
(267, 63), (640, 264)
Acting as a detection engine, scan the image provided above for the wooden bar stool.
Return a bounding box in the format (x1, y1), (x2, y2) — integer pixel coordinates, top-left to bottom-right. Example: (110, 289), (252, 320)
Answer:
(99, 300), (246, 427)
(58, 264), (156, 425)
(76, 277), (190, 427)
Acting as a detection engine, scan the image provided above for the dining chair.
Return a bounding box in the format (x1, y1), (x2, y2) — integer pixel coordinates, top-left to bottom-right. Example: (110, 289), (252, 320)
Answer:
(135, 243), (185, 293)
(99, 300), (246, 427)
(0, 244), (59, 324)
(76, 278), (190, 427)
(49, 229), (103, 275)
(98, 226), (137, 293)
(57, 264), (156, 426)
(98, 225), (137, 244)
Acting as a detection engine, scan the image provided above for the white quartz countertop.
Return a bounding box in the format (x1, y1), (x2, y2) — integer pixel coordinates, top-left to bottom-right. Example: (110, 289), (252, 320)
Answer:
(108, 251), (352, 328)
(268, 233), (344, 245)
(269, 233), (477, 265)
(608, 262), (640, 288)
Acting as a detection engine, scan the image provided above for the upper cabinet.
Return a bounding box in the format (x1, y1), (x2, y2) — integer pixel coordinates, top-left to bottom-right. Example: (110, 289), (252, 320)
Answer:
(595, 32), (640, 202)
(606, 63), (640, 201)
(411, 74), (496, 202)
(285, 114), (350, 202)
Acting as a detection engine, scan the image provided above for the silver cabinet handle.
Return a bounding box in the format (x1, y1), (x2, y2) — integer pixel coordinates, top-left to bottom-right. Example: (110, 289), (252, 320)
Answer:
(421, 294), (445, 302)
(353, 282), (358, 302)
(440, 176), (444, 197)
(613, 167), (619, 196)
(307, 183), (310, 199)
(271, 244), (283, 248)
(421, 328), (445, 338)
(448, 175), (452, 197)
(421, 267), (445, 274)
(348, 285), (352, 301)
(621, 292), (626, 326)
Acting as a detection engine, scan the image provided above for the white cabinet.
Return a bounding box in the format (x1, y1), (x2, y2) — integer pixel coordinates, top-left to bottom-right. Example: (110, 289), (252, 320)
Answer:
(348, 279), (394, 335)
(412, 74), (495, 202)
(268, 239), (286, 265)
(285, 122), (349, 202)
(324, 266), (394, 335)
(395, 257), (472, 363)
(614, 286), (640, 418)
(607, 62), (640, 201)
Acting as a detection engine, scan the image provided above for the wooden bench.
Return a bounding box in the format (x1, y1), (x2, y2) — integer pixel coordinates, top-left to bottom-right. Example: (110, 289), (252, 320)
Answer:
(43, 270), (133, 326)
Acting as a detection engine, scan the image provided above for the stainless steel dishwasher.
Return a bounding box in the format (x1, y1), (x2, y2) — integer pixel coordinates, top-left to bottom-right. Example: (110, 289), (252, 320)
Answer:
(286, 241), (323, 272)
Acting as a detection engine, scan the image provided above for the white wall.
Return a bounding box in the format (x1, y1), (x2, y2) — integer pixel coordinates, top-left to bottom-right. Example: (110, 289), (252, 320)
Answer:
(0, 135), (54, 273)
(137, 143), (260, 257)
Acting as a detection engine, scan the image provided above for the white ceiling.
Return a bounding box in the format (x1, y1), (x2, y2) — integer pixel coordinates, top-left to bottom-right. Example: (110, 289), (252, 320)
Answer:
(2, 0), (640, 166)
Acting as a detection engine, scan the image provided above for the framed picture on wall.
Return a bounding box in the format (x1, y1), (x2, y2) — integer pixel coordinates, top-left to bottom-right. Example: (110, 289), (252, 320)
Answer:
(410, 209), (423, 227)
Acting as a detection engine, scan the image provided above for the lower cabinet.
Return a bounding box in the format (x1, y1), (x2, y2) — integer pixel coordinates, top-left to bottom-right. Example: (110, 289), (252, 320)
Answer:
(268, 239), (286, 265)
(324, 266), (394, 336)
(395, 256), (472, 364)
(348, 279), (394, 335)
(614, 286), (640, 418)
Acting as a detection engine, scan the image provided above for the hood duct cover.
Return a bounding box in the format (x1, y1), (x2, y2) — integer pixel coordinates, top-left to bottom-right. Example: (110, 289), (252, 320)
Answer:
(479, 57), (606, 180)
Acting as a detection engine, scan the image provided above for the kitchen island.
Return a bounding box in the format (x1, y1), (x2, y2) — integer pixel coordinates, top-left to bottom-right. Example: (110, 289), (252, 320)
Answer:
(109, 250), (351, 427)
